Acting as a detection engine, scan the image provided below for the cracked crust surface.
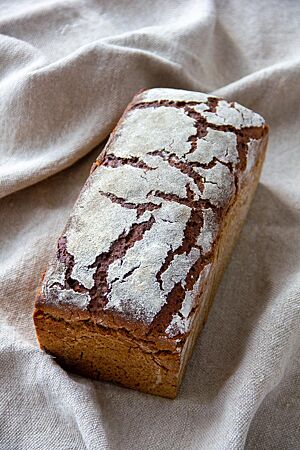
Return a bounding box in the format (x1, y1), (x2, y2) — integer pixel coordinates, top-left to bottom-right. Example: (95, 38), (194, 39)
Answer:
(34, 88), (269, 398)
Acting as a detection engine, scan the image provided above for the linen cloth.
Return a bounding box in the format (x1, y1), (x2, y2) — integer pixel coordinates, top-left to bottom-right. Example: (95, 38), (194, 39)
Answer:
(1, 0), (300, 448)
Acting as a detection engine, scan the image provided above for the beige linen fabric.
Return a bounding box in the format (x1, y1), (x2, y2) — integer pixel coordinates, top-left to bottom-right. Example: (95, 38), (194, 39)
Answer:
(1, 1), (300, 449)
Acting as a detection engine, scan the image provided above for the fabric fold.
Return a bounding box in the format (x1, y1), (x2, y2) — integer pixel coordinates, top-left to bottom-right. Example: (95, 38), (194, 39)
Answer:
(1, 1), (300, 449)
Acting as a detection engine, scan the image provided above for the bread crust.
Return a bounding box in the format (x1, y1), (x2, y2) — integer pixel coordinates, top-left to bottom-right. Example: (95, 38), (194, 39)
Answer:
(34, 88), (269, 398)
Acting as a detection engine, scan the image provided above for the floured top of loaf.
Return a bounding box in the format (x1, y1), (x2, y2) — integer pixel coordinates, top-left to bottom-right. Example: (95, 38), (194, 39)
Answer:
(42, 88), (267, 338)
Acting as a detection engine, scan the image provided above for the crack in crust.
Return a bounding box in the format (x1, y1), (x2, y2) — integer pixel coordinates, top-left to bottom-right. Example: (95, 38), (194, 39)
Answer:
(150, 184), (217, 333)
(57, 236), (88, 293)
(56, 213), (158, 305)
(99, 191), (161, 218)
(148, 149), (206, 193)
(88, 215), (156, 311)
(101, 154), (155, 171)
(132, 96), (219, 111)
(183, 106), (265, 171)
(151, 255), (211, 334)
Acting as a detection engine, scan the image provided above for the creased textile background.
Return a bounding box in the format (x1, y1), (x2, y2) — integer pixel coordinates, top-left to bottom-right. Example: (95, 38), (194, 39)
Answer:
(0, 1), (300, 449)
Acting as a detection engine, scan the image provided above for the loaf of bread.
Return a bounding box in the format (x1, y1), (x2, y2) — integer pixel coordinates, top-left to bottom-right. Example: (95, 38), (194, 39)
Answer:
(34, 88), (268, 398)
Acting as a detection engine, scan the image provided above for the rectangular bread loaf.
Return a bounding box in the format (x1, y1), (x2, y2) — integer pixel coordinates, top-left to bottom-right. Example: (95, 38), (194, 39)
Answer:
(34, 88), (269, 398)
